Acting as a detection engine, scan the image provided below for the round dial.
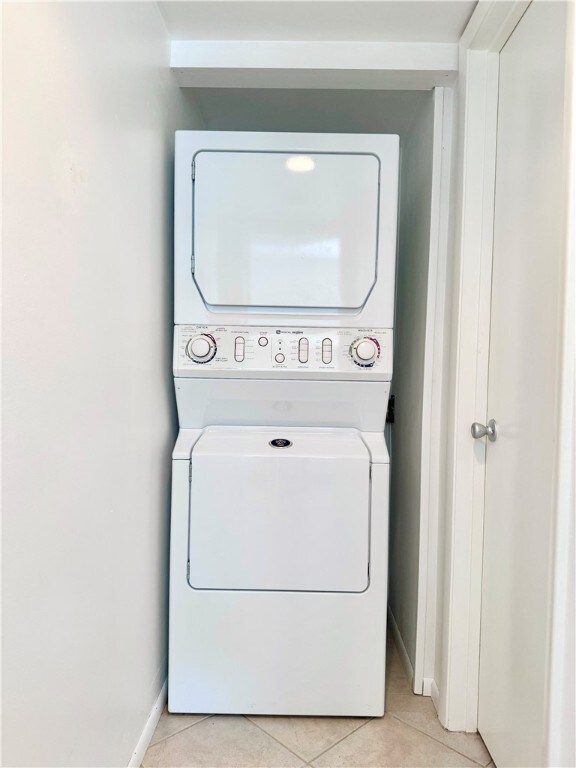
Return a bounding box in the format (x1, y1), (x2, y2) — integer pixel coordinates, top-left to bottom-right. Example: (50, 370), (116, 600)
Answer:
(186, 334), (217, 363)
(350, 337), (380, 367)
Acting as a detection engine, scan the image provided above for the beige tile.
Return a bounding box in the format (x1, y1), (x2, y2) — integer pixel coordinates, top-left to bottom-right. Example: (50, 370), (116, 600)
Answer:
(385, 692), (437, 716)
(385, 649), (413, 695)
(386, 647), (402, 664)
(386, 676), (414, 696)
(385, 675), (413, 695)
(392, 710), (493, 766)
(142, 715), (304, 768)
(247, 715), (369, 762)
(312, 715), (479, 767)
(149, 708), (210, 746)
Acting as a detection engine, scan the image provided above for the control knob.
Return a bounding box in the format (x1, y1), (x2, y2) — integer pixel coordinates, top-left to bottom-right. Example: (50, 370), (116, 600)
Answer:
(186, 333), (217, 363)
(350, 337), (380, 367)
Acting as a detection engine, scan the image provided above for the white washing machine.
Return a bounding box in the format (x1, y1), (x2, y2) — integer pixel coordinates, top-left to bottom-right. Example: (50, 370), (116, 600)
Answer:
(170, 131), (399, 716)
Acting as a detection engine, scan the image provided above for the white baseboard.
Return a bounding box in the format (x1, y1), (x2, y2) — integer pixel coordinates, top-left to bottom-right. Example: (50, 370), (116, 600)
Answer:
(129, 680), (167, 767)
(387, 605), (415, 690)
(422, 677), (434, 696)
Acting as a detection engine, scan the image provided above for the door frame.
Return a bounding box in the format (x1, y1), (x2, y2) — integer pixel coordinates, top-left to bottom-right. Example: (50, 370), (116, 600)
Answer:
(436, 0), (529, 732)
(547, 6), (576, 766)
(413, 85), (454, 698)
(438, 0), (575, 737)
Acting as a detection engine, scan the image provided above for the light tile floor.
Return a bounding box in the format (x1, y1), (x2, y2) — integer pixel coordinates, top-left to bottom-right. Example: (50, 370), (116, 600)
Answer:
(143, 637), (493, 767)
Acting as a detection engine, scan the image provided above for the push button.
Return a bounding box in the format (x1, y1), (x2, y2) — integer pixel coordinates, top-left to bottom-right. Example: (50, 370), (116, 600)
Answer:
(258, 337), (268, 347)
(275, 353), (285, 364)
(298, 337), (309, 363)
(234, 337), (245, 362)
(321, 338), (333, 364)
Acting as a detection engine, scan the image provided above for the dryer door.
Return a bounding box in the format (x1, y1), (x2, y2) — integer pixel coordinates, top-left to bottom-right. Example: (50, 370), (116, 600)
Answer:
(192, 150), (380, 311)
(188, 428), (371, 592)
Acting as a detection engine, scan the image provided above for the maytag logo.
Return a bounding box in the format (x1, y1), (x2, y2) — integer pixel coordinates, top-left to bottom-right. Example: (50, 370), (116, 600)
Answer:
(269, 439), (293, 449)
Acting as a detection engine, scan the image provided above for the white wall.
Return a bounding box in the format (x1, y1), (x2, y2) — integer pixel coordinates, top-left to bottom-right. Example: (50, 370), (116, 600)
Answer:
(388, 93), (435, 672)
(2, 4), (204, 766)
(188, 87), (430, 135)
(159, 1), (477, 43)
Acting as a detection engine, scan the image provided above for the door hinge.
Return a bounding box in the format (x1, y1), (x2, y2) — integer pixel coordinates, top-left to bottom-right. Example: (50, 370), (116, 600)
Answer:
(186, 561), (190, 580)
(188, 462), (192, 482)
(191, 253), (195, 273)
(369, 465), (372, 479)
(191, 161), (195, 180)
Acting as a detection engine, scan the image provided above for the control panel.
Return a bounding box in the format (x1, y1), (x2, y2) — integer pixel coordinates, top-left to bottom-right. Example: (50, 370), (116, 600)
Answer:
(174, 326), (393, 381)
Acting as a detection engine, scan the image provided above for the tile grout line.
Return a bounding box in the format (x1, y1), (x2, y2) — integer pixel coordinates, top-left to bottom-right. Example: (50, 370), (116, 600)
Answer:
(302, 717), (376, 766)
(245, 716), (375, 766)
(148, 708), (490, 768)
(388, 713), (492, 767)
(147, 714), (214, 750)
(243, 716), (312, 764)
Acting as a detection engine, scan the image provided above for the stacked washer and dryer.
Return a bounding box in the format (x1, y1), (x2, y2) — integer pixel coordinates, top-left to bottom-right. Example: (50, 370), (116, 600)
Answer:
(169, 131), (399, 716)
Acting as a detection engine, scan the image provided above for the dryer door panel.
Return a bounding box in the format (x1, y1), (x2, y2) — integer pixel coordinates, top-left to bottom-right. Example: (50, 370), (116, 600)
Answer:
(192, 151), (380, 310)
(188, 429), (370, 592)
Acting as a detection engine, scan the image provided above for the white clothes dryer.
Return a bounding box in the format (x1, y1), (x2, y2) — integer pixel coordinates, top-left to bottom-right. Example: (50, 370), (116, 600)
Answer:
(169, 131), (399, 716)
(174, 131), (399, 328)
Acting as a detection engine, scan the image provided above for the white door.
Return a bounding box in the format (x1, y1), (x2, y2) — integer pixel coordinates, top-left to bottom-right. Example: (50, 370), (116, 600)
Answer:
(477, 3), (568, 766)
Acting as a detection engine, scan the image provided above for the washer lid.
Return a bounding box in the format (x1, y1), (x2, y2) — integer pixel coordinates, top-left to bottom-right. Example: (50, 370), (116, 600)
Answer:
(191, 427), (370, 460)
(188, 428), (371, 592)
(192, 150), (380, 311)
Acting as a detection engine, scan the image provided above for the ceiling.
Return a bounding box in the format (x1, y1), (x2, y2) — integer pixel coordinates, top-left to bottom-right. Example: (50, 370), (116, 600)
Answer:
(158, 1), (477, 43)
(188, 88), (432, 137)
